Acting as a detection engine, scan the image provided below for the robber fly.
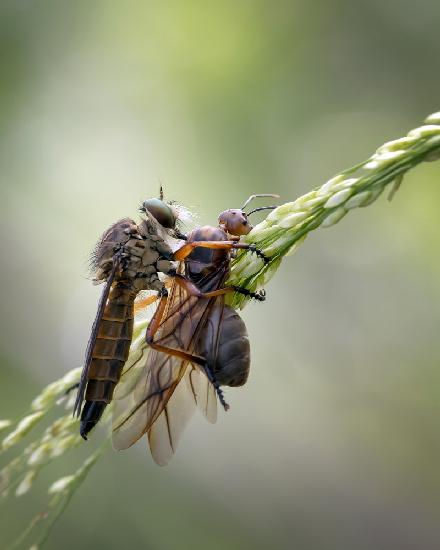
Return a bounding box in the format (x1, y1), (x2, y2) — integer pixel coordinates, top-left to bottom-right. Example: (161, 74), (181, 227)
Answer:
(74, 190), (190, 439)
(112, 194), (279, 465)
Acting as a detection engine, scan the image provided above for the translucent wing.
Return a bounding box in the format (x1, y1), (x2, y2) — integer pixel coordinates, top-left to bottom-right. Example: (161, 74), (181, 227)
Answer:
(112, 269), (225, 456)
(186, 365), (217, 423)
(148, 366), (217, 465)
(147, 368), (198, 465)
(112, 335), (217, 464)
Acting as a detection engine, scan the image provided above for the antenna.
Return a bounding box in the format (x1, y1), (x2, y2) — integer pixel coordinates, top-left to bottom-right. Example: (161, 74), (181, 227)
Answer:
(247, 205), (278, 217)
(241, 193), (280, 211)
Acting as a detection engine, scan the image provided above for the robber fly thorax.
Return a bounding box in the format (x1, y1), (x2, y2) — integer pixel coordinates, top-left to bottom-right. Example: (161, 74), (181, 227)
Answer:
(91, 198), (180, 291)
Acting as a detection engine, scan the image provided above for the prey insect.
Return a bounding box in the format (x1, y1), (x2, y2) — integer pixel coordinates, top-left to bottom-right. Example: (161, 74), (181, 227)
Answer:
(74, 191), (190, 439)
(112, 194), (279, 465)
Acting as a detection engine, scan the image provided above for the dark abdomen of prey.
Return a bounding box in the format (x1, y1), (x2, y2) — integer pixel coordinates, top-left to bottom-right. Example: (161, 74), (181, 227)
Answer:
(196, 304), (250, 387)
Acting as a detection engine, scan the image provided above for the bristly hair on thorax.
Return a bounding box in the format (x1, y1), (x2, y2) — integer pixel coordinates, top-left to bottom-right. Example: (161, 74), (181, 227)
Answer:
(87, 217), (136, 279)
(168, 199), (197, 233)
(138, 198), (197, 242)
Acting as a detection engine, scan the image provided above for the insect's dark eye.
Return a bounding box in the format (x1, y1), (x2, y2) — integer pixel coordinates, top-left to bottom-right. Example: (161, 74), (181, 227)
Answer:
(142, 198), (176, 229)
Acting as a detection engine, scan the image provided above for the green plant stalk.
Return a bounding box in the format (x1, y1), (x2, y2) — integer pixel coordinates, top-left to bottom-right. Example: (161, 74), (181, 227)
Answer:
(0, 111), (439, 548)
(7, 445), (106, 550)
(227, 113), (440, 308)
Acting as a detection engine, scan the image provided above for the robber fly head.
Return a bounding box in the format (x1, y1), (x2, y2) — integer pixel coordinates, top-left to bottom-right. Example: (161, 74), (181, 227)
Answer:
(218, 193), (280, 237)
(140, 198), (178, 229)
(139, 185), (181, 229)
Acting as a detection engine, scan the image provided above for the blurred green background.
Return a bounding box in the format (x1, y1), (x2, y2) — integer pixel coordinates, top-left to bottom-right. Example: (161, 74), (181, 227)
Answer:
(1, 1), (440, 549)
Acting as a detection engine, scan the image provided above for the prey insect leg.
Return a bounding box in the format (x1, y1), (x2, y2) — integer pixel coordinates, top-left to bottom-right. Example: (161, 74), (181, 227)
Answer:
(174, 240), (270, 264)
(173, 274), (266, 301)
(199, 363), (230, 411)
(145, 291), (207, 367)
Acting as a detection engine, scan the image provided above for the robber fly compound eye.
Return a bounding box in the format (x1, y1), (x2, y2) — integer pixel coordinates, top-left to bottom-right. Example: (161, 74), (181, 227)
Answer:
(141, 198), (177, 229)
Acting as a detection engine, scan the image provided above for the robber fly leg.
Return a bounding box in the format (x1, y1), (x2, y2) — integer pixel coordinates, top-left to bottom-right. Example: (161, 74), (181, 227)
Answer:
(133, 280), (173, 314)
(134, 293), (160, 314)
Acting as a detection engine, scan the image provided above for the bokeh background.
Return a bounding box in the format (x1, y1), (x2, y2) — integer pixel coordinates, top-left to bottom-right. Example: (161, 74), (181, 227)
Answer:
(1, 1), (440, 549)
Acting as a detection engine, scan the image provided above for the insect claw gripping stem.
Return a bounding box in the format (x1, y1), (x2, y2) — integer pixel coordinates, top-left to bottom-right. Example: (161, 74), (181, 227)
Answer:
(232, 286), (266, 302)
(248, 243), (270, 265)
(258, 289), (266, 300)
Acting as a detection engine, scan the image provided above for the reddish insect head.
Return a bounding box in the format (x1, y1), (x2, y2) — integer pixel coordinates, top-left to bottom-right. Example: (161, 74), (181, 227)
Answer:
(218, 209), (252, 236)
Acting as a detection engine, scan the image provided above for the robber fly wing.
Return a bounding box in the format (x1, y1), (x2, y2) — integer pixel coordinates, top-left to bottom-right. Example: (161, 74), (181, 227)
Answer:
(147, 367), (199, 465)
(73, 256), (120, 417)
(186, 365), (217, 423)
(146, 358), (219, 465)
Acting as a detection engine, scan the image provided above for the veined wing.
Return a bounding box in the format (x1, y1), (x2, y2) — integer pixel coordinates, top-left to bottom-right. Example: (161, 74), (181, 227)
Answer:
(186, 364), (217, 423)
(147, 362), (219, 464)
(112, 269), (225, 460)
(146, 367), (198, 465)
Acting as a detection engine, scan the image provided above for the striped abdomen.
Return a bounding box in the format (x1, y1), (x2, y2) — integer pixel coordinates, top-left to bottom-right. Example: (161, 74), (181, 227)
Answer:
(80, 282), (136, 438)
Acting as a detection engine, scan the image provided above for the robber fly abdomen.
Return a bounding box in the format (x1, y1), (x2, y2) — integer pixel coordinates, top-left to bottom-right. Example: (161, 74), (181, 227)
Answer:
(79, 281), (136, 436)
